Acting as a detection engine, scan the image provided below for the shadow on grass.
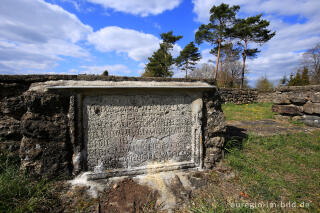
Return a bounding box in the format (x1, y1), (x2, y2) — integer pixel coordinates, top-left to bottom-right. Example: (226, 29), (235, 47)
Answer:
(224, 125), (248, 153)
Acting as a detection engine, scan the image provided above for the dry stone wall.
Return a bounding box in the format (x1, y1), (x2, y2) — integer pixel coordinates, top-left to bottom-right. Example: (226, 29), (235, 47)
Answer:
(0, 75), (226, 178)
(271, 85), (320, 128)
(219, 88), (258, 104)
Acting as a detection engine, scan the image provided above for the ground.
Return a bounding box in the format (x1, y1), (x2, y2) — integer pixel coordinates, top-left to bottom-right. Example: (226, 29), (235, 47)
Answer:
(0, 102), (319, 212)
(190, 102), (320, 212)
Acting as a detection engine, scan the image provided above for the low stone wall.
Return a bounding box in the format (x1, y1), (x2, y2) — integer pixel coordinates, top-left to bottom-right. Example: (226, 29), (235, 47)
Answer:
(0, 75), (226, 178)
(271, 85), (320, 127)
(256, 91), (275, 103)
(219, 88), (258, 104)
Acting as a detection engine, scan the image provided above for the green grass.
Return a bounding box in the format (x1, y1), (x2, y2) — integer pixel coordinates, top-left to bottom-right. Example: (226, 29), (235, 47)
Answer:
(222, 103), (275, 121)
(0, 152), (60, 213)
(225, 131), (320, 212)
(188, 131), (320, 212)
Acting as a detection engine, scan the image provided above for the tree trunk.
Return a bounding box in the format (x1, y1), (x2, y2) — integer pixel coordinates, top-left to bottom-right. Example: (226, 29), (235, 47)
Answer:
(185, 63), (188, 79)
(215, 39), (221, 80)
(240, 40), (247, 89)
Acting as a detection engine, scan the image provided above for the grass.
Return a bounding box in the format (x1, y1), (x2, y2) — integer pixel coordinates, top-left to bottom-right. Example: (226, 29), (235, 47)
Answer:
(189, 131), (320, 212)
(0, 152), (60, 213)
(222, 102), (275, 121)
(225, 131), (320, 212)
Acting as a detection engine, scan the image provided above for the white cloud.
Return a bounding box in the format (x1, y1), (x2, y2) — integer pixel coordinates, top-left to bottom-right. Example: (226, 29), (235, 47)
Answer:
(192, 0), (320, 85)
(0, 0), (92, 74)
(79, 64), (131, 75)
(192, 0), (320, 22)
(86, 0), (182, 16)
(88, 26), (160, 61)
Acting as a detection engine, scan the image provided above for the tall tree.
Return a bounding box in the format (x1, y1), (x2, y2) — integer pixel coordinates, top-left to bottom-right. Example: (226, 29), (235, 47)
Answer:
(176, 42), (201, 78)
(232, 14), (275, 88)
(303, 43), (320, 84)
(195, 3), (240, 79)
(212, 42), (243, 87)
(142, 31), (182, 77)
(301, 67), (310, 85)
(280, 74), (288, 85)
(288, 68), (310, 86)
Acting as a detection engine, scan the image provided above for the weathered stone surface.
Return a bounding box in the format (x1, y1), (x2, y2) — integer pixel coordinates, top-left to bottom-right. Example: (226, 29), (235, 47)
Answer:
(300, 115), (320, 128)
(21, 112), (68, 140)
(204, 147), (222, 169)
(19, 91), (72, 177)
(20, 136), (71, 176)
(310, 92), (320, 103)
(83, 94), (203, 176)
(257, 92), (275, 103)
(272, 104), (302, 115)
(288, 93), (307, 104)
(0, 116), (21, 141)
(203, 89), (226, 169)
(24, 92), (69, 115)
(273, 94), (290, 104)
(205, 136), (224, 148)
(0, 83), (29, 99)
(219, 88), (258, 104)
(303, 102), (320, 115)
(0, 96), (26, 119)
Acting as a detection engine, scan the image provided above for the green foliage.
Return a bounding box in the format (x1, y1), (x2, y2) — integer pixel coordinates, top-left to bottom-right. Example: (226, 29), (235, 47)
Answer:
(195, 3), (240, 79)
(288, 67), (310, 86)
(280, 74), (288, 85)
(195, 3), (240, 45)
(0, 152), (60, 212)
(176, 42), (201, 78)
(255, 76), (274, 91)
(102, 70), (109, 76)
(142, 31), (182, 77)
(232, 14), (276, 44)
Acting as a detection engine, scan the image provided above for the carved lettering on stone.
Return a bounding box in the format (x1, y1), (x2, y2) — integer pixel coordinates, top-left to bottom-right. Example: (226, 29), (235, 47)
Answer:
(83, 94), (201, 173)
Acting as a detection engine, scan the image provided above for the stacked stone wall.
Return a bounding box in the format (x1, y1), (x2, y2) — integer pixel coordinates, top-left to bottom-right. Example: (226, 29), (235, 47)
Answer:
(271, 85), (320, 128)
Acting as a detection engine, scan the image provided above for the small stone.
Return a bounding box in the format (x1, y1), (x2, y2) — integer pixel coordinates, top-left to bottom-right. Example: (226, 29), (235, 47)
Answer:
(292, 116), (302, 121)
(113, 183), (118, 189)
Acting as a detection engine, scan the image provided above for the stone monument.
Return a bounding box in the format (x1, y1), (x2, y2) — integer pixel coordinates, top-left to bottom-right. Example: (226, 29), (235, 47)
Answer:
(47, 80), (213, 179)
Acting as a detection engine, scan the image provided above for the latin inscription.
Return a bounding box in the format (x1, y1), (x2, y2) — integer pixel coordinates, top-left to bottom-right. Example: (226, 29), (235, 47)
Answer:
(83, 95), (194, 170)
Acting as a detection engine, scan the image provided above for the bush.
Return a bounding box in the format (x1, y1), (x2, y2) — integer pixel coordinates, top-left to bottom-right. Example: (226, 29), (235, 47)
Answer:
(255, 76), (273, 91)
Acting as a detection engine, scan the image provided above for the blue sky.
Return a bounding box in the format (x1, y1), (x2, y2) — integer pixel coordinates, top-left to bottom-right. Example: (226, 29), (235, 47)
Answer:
(0, 0), (319, 87)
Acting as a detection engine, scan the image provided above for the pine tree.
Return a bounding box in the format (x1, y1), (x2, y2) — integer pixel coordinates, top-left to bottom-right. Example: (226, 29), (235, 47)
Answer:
(280, 74), (288, 85)
(301, 67), (310, 85)
(195, 3), (239, 79)
(231, 14), (275, 88)
(142, 31), (182, 77)
(176, 42), (201, 78)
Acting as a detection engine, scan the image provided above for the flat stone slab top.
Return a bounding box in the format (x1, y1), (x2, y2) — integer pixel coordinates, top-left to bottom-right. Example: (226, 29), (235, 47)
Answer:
(29, 80), (215, 91)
